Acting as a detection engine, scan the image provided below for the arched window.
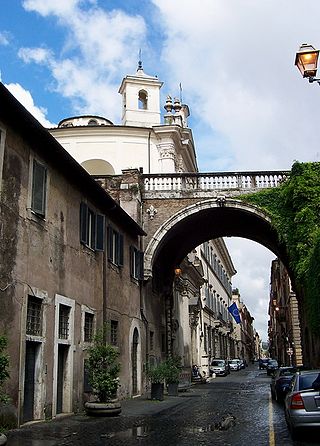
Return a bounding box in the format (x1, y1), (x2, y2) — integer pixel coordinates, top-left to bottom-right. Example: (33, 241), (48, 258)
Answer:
(88, 119), (98, 126)
(138, 90), (148, 110)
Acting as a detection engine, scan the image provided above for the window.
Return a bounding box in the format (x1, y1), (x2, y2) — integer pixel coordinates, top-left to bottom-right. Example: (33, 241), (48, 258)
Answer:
(150, 331), (154, 351)
(130, 246), (144, 280)
(84, 312), (94, 342)
(31, 159), (47, 217)
(59, 304), (70, 339)
(87, 119), (98, 126)
(26, 296), (42, 336)
(138, 90), (148, 110)
(107, 225), (123, 266)
(110, 320), (118, 346)
(80, 202), (104, 251)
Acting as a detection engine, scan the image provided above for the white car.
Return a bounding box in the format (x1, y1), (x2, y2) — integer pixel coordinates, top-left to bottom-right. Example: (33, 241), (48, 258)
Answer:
(229, 359), (241, 371)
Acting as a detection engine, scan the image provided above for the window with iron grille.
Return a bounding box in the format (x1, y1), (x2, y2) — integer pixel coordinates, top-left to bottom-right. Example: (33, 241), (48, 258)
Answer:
(59, 304), (70, 339)
(84, 312), (94, 342)
(26, 296), (42, 336)
(110, 320), (118, 346)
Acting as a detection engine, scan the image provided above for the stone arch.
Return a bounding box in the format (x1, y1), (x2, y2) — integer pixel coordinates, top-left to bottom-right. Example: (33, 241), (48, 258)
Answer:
(81, 159), (115, 175)
(144, 198), (288, 285)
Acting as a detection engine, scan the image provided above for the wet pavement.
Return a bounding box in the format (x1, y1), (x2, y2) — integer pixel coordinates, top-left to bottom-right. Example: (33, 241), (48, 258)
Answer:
(4, 365), (320, 445)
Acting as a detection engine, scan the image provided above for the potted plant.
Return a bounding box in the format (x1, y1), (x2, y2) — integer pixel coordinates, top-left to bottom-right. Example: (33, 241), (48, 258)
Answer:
(163, 356), (182, 396)
(0, 335), (9, 445)
(147, 363), (166, 401)
(84, 327), (121, 416)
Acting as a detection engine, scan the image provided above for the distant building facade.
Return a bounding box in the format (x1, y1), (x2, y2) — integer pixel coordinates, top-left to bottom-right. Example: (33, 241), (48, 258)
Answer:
(268, 258), (303, 366)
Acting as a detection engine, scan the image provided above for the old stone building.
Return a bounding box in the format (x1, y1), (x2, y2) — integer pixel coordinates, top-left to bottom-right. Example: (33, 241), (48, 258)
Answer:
(0, 82), (145, 426)
(232, 289), (255, 363)
(49, 63), (238, 376)
(268, 258), (303, 367)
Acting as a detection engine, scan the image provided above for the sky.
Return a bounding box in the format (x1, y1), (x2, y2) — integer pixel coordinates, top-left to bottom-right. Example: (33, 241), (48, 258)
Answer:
(1, 0), (320, 340)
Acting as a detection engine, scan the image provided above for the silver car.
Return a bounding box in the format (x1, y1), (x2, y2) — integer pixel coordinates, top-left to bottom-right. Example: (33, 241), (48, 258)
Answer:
(284, 369), (320, 438)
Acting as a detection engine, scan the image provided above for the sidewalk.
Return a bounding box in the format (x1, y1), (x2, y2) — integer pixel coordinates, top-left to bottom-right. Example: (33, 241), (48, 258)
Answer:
(5, 387), (203, 445)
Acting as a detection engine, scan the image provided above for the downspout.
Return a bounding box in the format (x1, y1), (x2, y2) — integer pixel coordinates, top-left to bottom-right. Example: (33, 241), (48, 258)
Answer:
(147, 130), (151, 174)
(102, 219), (108, 342)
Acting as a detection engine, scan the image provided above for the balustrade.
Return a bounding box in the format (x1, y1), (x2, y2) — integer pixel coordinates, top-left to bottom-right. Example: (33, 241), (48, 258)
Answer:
(143, 171), (288, 192)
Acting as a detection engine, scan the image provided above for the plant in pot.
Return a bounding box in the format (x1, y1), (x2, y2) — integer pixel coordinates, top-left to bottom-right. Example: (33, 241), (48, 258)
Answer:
(0, 335), (10, 445)
(163, 356), (182, 396)
(84, 327), (121, 416)
(147, 363), (166, 401)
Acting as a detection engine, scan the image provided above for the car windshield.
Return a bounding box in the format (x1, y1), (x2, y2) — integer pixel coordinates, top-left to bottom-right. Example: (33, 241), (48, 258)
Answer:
(229, 360), (238, 364)
(269, 360), (278, 365)
(279, 368), (296, 376)
(299, 373), (320, 390)
(212, 361), (224, 366)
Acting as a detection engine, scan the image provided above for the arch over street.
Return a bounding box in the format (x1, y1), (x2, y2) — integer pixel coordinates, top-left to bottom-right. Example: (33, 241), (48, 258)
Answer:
(144, 198), (289, 289)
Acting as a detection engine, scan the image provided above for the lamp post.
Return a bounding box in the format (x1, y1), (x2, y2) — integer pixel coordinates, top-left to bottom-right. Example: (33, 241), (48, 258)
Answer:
(295, 43), (320, 84)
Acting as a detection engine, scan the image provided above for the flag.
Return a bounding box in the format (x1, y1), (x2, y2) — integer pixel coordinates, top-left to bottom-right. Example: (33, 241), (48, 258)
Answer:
(228, 302), (241, 324)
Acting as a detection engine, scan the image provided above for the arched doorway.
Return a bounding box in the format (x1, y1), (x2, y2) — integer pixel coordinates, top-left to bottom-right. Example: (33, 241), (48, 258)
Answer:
(131, 328), (139, 396)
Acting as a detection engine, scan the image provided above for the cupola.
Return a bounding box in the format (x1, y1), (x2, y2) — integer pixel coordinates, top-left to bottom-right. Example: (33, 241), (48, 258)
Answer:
(118, 60), (163, 127)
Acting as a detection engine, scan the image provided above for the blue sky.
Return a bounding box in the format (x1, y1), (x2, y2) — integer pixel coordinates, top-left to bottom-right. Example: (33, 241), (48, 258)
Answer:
(1, 0), (320, 339)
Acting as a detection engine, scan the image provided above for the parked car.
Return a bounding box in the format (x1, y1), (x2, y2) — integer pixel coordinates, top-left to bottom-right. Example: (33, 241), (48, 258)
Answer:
(267, 359), (279, 376)
(271, 367), (297, 402)
(259, 358), (270, 370)
(210, 359), (230, 377)
(284, 369), (320, 438)
(229, 359), (241, 371)
(239, 359), (246, 369)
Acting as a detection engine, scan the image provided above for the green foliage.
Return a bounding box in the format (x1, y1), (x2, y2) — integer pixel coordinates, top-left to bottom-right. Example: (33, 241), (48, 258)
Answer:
(162, 356), (182, 384)
(147, 362), (166, 384)
(0, 336), (9, 404)
(241, 162), (320, 333)
(87, 326), (120, 402)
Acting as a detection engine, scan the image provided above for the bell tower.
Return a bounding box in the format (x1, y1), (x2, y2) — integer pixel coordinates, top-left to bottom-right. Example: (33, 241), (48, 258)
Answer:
(118, 60), (163, 127)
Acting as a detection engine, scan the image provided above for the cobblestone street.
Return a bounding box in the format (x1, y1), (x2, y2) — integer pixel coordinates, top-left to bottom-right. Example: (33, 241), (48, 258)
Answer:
(5, 365), (320, 446)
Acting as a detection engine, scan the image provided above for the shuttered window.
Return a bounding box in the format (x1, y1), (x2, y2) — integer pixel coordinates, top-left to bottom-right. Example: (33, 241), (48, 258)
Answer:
(107, 225), (123, 266)
(31, 159), (47, 216)
(130, 246), (144, 280)
(80, 202), (104, 251)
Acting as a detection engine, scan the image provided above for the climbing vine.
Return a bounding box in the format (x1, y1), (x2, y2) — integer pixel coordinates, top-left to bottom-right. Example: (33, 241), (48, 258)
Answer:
(241, 161), (320, 334)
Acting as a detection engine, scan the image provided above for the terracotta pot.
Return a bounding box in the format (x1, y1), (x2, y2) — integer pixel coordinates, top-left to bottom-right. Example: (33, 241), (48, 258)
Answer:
(84, 400), (121, 416)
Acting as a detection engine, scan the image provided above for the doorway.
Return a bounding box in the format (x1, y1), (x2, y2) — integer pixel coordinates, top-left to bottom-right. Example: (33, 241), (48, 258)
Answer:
(56, 344), (69, 414)
(23, 341), (40, 422)
(131, 328), (139, 396)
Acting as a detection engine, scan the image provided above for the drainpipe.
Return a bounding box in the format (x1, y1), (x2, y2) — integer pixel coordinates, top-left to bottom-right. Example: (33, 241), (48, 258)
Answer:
(102, 219), (108, 342)
(147, 130), (151, 174)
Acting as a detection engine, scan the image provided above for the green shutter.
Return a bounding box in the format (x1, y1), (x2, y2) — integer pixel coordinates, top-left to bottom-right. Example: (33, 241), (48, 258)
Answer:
(31, 160), (47, 216)
(80, 202), (88, 245)
(95, 214), (105, 251)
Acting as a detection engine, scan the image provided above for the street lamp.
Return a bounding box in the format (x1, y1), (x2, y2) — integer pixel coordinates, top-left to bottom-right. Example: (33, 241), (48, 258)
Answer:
(295, 43), (320, 84)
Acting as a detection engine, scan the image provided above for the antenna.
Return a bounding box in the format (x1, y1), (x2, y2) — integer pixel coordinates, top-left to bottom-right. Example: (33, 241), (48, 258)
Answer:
(138, 49), (143, 70)
(179, 82), (183, 103)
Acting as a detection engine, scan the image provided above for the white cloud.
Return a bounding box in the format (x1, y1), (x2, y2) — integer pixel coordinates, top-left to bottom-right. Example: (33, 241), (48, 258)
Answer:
(151, 0), (320, 171)
(225, 237), (275, 340)
(0, 32), (10, 46)
(18, 47), (52, 64)
(5, 83), (55, 127)
(20, 0), (147, 121)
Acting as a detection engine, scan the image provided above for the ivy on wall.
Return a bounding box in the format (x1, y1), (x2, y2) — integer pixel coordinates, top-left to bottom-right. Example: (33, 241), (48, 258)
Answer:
(241, 161), (320, 334)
